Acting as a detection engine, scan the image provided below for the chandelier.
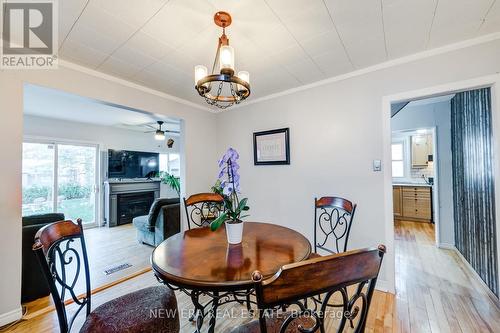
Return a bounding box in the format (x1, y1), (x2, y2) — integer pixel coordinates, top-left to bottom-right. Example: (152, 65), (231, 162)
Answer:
(194, 12), (250, 109)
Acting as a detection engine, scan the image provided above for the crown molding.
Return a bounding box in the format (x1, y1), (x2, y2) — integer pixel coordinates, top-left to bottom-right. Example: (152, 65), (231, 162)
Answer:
(233, 32), (500, 110)
(58, 60), (214, 113)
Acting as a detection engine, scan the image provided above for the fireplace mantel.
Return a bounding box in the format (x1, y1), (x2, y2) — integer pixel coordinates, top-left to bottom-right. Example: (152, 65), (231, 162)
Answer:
(104, 180), (160, 227)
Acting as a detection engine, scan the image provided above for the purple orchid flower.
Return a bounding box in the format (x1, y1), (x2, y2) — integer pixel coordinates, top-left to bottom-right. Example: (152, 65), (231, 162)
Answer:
(211, 147), (250, 231)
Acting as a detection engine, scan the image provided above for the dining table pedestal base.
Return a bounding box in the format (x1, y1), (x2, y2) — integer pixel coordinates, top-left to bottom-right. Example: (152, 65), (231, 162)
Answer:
(156, 278), (255, 333)
(151, 222), (312, 332)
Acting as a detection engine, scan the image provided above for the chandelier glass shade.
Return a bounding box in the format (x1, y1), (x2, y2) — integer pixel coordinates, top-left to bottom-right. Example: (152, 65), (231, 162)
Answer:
(194, 12), (250, 109)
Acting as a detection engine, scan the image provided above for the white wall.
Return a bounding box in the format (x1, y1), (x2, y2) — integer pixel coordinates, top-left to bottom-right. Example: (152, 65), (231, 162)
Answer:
(23, 114), (181, 225)
(24, 114), (181, 153)
(391, 101), (454, 245)
(215, 38), (500, 292)
(0, 65), (217, 323)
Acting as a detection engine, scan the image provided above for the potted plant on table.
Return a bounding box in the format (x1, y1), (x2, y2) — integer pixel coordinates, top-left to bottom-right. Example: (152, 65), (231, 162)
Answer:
(210, 148), (249, 244)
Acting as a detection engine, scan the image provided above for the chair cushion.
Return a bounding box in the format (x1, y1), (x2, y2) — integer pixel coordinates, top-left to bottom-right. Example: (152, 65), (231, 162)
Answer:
(229, 312), (316, 333)
(132, 215), (151, 232)
(80, 286), (179, 333)
(308, 252), (322, 259)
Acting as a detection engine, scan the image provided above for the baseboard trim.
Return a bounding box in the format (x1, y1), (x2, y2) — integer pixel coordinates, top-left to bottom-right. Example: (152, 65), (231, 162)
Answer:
(0, 306), (22, 327)
(375, 279), (392, 293)
(438, 242), (455, 250)
(449, 246), (500, 308)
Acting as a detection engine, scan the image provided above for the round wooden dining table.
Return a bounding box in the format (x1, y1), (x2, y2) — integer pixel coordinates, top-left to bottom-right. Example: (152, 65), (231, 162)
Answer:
(151, 222), (311, 333)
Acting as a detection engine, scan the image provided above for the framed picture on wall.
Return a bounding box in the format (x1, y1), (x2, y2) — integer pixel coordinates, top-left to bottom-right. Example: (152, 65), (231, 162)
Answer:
(253, 128), (290, 165)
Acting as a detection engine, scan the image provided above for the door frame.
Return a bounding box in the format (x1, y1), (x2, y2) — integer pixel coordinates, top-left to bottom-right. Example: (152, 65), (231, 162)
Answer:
(23, 136), (100, 228)
(391, 127), (440, 245)
(382, 73), (500, 294)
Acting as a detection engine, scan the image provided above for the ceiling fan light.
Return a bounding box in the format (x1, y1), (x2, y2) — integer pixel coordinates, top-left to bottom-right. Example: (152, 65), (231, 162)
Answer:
(155, 130), (165, 141)
(219, 45), (234, 74)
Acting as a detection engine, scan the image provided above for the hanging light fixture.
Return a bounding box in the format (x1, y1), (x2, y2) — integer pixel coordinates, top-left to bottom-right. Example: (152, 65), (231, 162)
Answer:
(194, 12), (250, 109)
(154, 121), (166, 141)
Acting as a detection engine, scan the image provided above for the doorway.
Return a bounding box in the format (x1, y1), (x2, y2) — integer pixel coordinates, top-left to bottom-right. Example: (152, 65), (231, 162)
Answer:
(21, 83), (184, 306)
(383, 79), (500, 330)
(22, 140), (99, 227)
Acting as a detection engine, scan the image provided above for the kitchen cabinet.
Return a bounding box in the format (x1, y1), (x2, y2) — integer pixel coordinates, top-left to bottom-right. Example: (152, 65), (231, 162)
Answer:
(393, 186), (402, 217)
(393, 185), (432, 222)
(411, 135), (432, 167)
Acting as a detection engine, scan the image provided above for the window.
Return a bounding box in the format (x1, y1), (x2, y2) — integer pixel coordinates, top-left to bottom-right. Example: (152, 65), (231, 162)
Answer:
(22, 141), (98, 224)
(392, 143), (405, 178)
(159, 153), (180, 177)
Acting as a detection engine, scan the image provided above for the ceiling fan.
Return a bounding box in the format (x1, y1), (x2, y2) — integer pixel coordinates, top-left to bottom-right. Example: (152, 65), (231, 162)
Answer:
(144, 121), (180, 141)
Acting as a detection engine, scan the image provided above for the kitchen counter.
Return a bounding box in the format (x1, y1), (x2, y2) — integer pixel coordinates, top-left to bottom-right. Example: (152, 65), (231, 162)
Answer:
(393, 183), (432, 187)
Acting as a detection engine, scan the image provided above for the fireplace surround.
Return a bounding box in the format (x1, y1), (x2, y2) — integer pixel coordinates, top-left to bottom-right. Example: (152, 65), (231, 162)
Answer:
(104, 180), (160, 227)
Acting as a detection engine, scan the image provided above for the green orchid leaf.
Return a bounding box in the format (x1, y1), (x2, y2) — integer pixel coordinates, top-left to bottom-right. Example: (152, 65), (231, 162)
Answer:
(210, 212), (227, 231)
(224, 197), (233, 211)
(242, 206), (250, 211)
(237, 198), (248, 211)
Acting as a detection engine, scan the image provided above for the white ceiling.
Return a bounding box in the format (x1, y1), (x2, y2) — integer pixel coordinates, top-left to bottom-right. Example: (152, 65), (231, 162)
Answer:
(57, 0), (500, 108)
(24, 84), (181, 132)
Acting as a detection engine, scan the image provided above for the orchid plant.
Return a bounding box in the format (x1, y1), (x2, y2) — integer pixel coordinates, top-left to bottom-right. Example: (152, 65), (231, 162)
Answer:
(210, 148), (250, 231)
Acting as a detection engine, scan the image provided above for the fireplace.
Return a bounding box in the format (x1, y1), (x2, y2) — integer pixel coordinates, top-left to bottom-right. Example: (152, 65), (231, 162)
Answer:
(117, 191), (155, 226)
(104, 180), (160, 227)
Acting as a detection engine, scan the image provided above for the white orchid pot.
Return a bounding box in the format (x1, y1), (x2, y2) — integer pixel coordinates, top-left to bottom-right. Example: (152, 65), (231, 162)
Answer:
(225, 220), (244, 244)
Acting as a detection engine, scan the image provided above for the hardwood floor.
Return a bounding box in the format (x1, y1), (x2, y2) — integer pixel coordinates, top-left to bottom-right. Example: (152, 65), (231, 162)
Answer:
(83, 223), (153, 291)
(3, 221), (499, 332)
(16, 224), (154, 315)
(395, 220), (500, 332)
(6, 271), (395, 333)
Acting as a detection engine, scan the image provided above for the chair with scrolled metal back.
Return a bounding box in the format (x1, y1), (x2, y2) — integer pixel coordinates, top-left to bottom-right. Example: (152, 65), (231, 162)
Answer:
(311, 196), (357, 258)
(183, 192), (225, 229)
(183, 192), (253, 315)
(33, 218), (179, 333)
(229, 245), (386, 333)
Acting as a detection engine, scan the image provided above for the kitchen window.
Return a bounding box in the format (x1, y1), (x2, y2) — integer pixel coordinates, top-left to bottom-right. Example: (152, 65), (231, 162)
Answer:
(392, 142), (405, 178)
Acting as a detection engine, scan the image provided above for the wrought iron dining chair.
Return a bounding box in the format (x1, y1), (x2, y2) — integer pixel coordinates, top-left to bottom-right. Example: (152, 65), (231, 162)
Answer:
(312, 196), (357, 258)
(183, 192), (253, 317)
(183, 192), (225, 229)
(33, 219), (180, 333)
(230, 245), (386, 333)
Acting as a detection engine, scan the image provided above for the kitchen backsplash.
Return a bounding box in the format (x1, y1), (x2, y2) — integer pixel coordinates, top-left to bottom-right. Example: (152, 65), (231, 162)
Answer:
(410, 164), (434, 180)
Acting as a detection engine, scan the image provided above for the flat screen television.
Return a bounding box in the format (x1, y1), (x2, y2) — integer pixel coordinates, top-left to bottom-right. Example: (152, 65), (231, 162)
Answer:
(108, 149), (159, 179)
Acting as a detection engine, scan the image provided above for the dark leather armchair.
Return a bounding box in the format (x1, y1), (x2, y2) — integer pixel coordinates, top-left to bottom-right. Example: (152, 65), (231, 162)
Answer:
(133, 198), (180, 246)
(22, 212), (65, 302)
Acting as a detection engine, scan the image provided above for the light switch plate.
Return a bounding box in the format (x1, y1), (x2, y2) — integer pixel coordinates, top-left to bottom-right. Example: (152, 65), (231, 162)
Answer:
(373, 159), (382, 172)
